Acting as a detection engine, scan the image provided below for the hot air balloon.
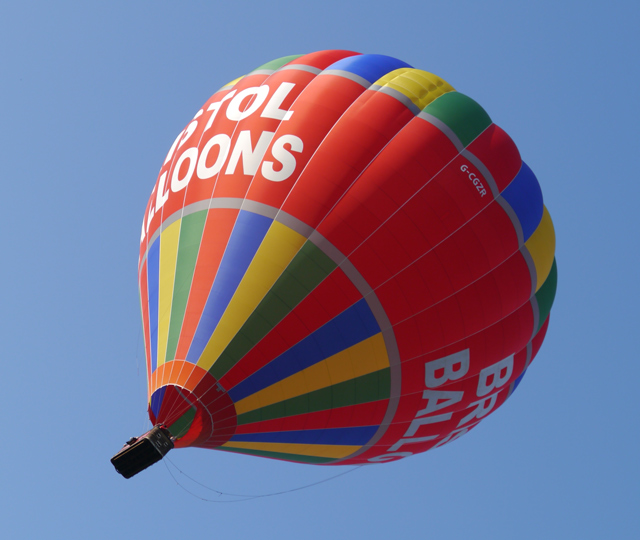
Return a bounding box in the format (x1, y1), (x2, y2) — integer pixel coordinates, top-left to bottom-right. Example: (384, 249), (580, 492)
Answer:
(111, 50), (557, 478)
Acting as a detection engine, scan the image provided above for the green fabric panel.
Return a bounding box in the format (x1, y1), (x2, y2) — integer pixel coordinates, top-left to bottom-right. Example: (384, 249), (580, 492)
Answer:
(237, 368), (391, 426)
(261, 241), (338, 325)
(217, 446), (336, 464)
(165, 211), (207, 363)
(212, 241), (337, 378)
(167, 407), (196, 439)
(252, 54), (304, 72)
(423, 91), (492, 147)
(535, 257), (558, 331)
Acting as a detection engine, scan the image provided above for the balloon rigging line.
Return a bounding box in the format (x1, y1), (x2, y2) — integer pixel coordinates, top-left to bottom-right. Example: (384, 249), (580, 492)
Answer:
(164, 457), (363, 503)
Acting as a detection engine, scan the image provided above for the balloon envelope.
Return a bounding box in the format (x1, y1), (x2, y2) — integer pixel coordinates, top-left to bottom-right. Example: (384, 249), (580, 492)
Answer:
(138, 50), (557, 465)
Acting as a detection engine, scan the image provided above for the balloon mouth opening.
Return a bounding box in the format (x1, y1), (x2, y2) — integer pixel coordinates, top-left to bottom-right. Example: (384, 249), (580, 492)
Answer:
(148, 385), (213, 448)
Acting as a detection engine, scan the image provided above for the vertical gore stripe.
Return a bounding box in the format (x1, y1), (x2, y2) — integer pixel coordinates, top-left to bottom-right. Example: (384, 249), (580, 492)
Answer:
(327, 54), (412, 84)
(164, 210), (207, 364)
(139, 260), (152, 394)
(233, 333), (389, 415)
(167, 407), (196, 438)
(190, 211), (272, 368)
(147, 239), (160, 373)
(228, 298), (381, 402)
(535, 258), (558, 330)
(230, 425), (378, 445)
(524, 206), (556, 291)
(174, 208), (239, 362)
(157, 220), (182, 367)
(375, 69), (455, 110)
(221, 441), (359, 459)
(218, 446), (338, 464)
(501, 162), (544, 242)
(149, 386), (166, 418)
(422, 91), (492, 147)
(252, 54), (305, 72)
(211, 239), (337, 378)
(201, 221), (307, 372)
(236, 367), (391, 425)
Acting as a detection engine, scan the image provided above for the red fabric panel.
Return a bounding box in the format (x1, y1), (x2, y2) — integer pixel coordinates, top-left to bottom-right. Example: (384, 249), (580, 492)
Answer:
(218, 267), (362, 391)
(235, 400), (388, 435)
(246, 73), (369, 211)
(174, 208), (239, 361)
(282, 91), (415, 228)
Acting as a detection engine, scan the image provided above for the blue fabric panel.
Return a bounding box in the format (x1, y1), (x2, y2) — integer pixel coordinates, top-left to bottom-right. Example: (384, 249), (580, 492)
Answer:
(501, 161), (544, 242)
(149, 386), (166, 419)
(228, 298), (381, 402)
(511, 369), (527, 394)
(231, 425), (378, 446)
(186, 210), (273, 363)
(326, 54), (412, 84)
(147, 238), (160, 373)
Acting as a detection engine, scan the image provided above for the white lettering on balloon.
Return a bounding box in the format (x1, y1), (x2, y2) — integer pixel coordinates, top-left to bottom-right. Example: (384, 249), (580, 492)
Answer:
(141, 82), (303, 241)
(368, 351), (514, 463)
(460, 163), (488, 197)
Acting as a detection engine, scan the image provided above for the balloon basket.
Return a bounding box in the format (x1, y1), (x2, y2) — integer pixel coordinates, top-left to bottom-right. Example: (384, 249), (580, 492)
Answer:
(111, 425), (174, 479)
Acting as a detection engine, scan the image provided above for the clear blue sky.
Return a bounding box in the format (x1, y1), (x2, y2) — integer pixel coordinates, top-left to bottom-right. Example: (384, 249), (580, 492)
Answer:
(1, 1), (638, 538)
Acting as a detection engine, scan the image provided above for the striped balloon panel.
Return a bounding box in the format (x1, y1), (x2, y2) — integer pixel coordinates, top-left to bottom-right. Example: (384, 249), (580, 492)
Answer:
(138, 50), (557, 464)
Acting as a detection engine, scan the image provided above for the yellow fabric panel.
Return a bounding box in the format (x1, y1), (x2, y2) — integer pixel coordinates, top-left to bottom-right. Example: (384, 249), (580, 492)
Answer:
(374, 68), (455, 110)
(222, 441), (360, 459)
(222, 76), (244, 89)
(234, 333), (389, 415)
(525, 206), (556, 292)
(197, 221), (306, 371)
(157, 220), (182, 368)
